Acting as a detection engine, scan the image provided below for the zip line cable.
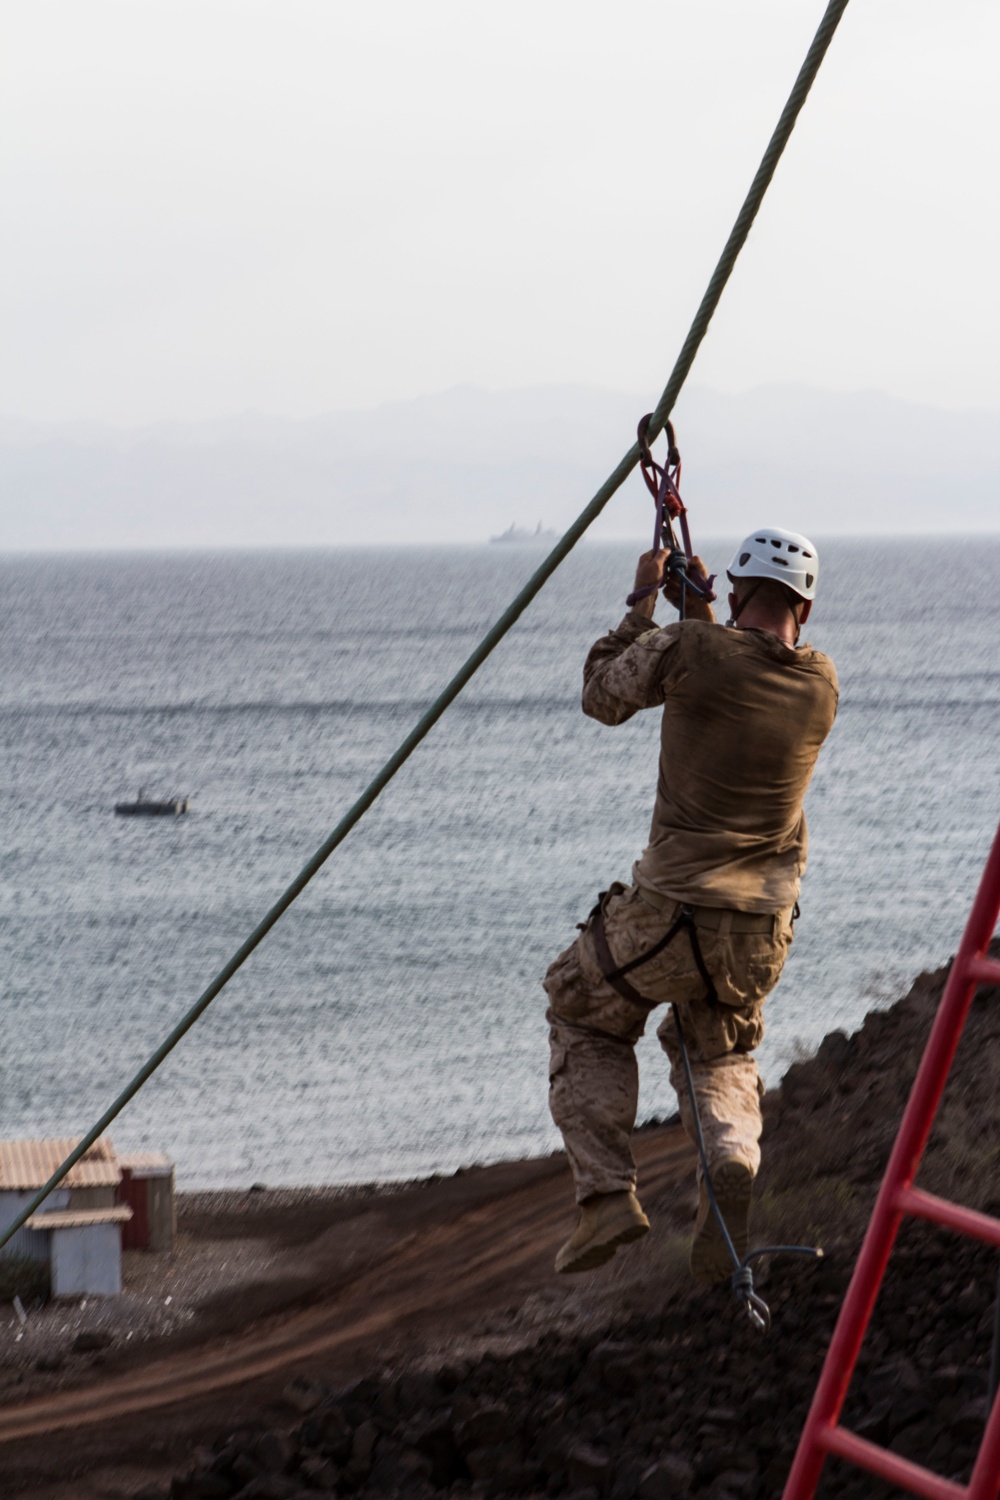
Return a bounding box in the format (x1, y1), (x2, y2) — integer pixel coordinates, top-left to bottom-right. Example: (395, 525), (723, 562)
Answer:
(0, 0), (851, 1255)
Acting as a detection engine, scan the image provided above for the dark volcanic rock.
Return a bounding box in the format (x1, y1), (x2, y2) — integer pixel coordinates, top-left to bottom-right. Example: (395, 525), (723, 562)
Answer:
(255, 1430), (294, 1474)
(567, 1442), (611, 1491)
(638, 1456), (695, 1496)
(160, 945), (1000, 1500)
(72, 1330), (114, 1354)
(455, 1402), (519, 1451)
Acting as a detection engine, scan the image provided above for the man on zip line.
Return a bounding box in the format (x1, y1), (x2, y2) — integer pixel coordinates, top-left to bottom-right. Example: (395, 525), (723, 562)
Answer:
(545, 531), (838, 1281)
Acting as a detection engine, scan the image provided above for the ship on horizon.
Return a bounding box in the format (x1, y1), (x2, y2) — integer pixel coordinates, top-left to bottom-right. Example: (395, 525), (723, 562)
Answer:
(489, 522), (558, 544)
(114, 788), (190, 817)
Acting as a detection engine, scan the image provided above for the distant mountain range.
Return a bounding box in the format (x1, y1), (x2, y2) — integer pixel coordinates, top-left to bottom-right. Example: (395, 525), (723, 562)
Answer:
(2, 384), (997, 550)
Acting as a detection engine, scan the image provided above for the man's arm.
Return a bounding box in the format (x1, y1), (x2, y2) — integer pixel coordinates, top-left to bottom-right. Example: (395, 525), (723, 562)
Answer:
(582, 549), (711, 725)
(582, 611), (669, 725)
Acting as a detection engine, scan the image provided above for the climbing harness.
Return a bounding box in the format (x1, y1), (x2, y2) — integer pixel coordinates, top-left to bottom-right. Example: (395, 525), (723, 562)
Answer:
(625, 416), (717, 618)
(0, 0), (853, 1259)
(589, 888), (822, 1331)
(589, 886), (720, 1013)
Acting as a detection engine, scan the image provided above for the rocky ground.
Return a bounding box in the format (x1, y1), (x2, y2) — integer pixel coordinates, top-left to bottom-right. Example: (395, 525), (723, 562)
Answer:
(154, 1224), (996, 1500)
(156, 947), (1000, 1500)
(4, 945), (1000, 1499)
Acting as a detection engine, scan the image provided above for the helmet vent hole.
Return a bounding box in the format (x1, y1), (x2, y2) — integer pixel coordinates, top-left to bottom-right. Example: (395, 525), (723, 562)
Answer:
(755, 537), (766, 544)
(806, 573), (815, 589)
(739, 552), (751, 566)
(772, 556), (788, 567)
(788, 544), (799, 553)
(770, 539), (783, 547)
(803, 550), (813, 559)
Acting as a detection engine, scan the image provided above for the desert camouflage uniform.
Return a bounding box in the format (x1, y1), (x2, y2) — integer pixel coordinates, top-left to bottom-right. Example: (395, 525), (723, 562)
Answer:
(546, 882), (792, 1201)
(547, 611), (837, 1203)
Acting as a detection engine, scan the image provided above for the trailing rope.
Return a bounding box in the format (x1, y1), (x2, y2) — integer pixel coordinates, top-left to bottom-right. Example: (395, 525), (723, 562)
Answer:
(0, 0), (851, 1254)
(673, 1007), (824, 1332)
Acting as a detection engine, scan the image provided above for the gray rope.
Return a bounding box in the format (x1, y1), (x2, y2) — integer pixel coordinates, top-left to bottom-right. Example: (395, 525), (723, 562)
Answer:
(646, 0), (850, 446)
(0, 0), (852, 1255)
(673, 1004), (822, 1333)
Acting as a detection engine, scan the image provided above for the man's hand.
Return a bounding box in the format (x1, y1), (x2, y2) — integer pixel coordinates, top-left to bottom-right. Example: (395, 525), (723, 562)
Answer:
(630, 548), (669, 619)
(630, 549), (716, 623)
(662, 553), (716, 623)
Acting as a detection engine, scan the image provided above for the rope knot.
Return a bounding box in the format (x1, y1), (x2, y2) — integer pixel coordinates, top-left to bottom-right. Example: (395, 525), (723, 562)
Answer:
(731, 1265), (754, 1296)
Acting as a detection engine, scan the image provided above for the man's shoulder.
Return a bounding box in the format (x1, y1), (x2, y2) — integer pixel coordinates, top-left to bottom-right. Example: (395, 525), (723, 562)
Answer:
(627, 620), (837, 689)
(637, 618), (725, 646)
(629, 620), (752, 673)
(631, 618), (684, 650)
(794, 642), (839, 693)
(733, 626), (838, 683)
(680, 623), (839, 696)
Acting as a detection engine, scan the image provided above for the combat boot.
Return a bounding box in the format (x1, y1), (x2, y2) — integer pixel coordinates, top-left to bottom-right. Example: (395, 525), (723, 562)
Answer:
(555, 1190), (650, 1274)
(689, 1156), (753, 1285)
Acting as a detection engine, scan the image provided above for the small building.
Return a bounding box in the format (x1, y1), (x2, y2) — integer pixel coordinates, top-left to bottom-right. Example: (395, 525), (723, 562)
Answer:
(0, 1137), (132, 1298)
(24, 1205), (133, 1297)
(117, 1151), (175, 1252)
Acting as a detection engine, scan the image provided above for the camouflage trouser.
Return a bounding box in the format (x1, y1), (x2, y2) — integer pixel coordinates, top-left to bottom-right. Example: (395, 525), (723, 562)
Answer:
(544, 883), (793, 1204)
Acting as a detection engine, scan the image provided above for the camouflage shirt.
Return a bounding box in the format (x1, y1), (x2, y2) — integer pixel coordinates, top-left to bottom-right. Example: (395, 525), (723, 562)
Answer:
(583, 612), (838, 912)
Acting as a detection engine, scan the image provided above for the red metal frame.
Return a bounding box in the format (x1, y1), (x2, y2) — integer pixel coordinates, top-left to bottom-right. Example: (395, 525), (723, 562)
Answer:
(783, 820), (1000, 1500)
(118, 1168), (150, 1251)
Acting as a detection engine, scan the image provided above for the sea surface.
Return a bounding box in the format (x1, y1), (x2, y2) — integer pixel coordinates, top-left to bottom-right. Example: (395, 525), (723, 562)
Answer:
(1, 540), (998, 1189)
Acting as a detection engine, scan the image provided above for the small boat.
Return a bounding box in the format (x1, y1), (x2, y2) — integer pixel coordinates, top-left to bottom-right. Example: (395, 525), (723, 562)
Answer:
(114, 788), (190, 817)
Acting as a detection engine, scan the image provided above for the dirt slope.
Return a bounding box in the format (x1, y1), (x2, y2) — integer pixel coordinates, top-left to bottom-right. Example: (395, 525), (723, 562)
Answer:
(3, 946), (1000, 1499)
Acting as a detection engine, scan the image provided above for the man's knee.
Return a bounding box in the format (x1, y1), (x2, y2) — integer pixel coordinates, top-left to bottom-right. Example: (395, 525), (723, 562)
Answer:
(669, 1050), (764, 1176)
(656, 996), (763, 1068)
(543, 931), (647, 1046)
(547, 1018), (641, 1175)
(547, 1024), (574, 1132)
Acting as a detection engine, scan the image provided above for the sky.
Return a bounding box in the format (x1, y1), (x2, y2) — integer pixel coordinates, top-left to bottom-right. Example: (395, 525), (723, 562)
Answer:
(2, 0), (998, 430)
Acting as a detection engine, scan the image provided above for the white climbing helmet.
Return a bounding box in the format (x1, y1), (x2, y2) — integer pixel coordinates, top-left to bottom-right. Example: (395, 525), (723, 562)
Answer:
(727, 527), (819, 601)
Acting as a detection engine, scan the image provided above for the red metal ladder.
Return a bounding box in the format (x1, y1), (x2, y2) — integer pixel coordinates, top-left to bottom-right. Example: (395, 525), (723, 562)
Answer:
(783, 819), (1000, 1500)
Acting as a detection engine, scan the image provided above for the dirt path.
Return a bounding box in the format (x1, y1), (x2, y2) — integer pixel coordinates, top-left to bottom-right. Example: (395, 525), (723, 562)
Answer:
(0, 1126), (695, 1495)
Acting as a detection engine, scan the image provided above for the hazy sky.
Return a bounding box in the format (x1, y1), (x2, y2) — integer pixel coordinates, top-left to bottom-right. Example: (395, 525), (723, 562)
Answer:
(2, 0), (998, 425)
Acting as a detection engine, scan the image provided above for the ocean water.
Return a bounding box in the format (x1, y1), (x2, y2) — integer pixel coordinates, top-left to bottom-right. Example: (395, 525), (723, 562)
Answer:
(1, 540), (998, 1189)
